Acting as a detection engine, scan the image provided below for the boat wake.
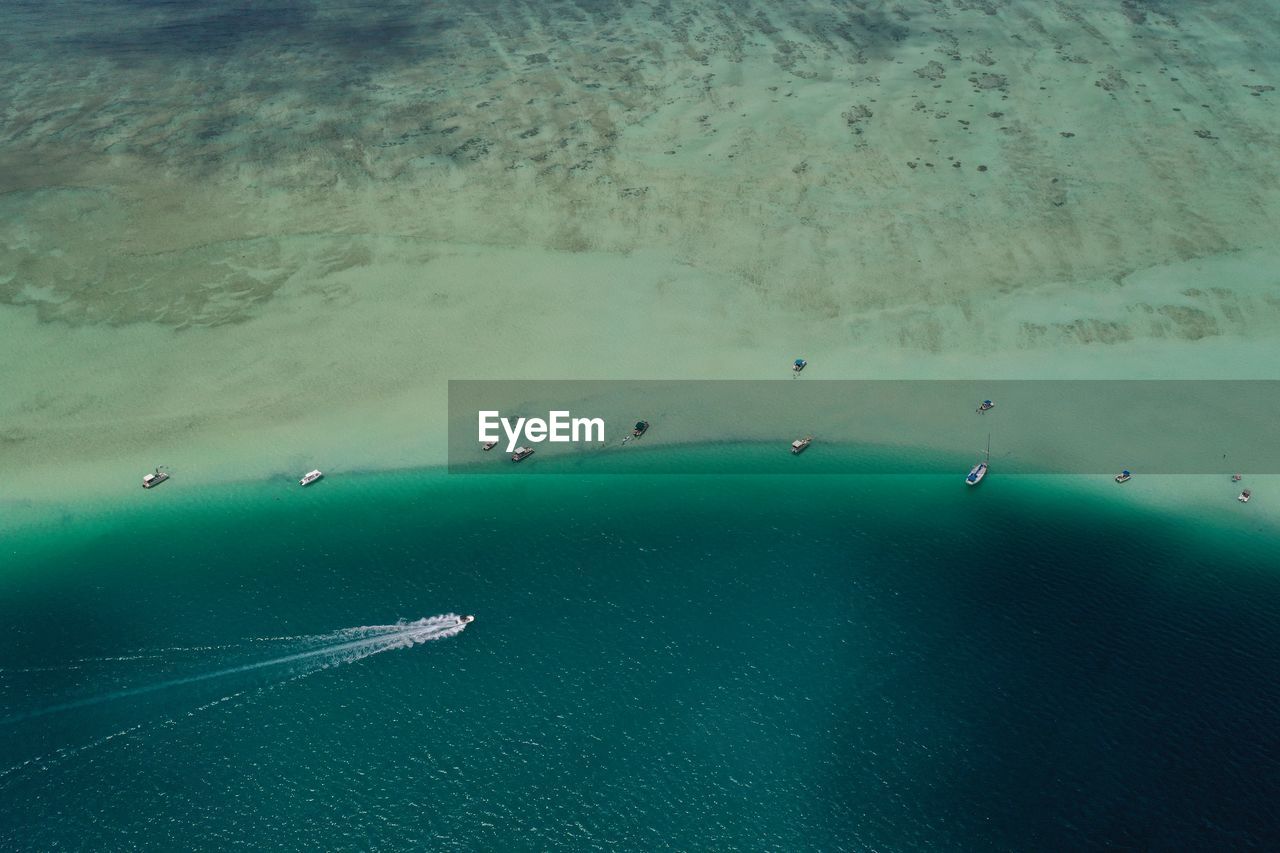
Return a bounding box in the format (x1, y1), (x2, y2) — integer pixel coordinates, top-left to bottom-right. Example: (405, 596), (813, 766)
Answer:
(0, 615), (470, 726)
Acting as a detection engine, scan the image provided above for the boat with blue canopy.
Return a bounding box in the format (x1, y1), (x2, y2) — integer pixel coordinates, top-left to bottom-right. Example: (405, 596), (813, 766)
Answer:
(966, 435), (990, 486)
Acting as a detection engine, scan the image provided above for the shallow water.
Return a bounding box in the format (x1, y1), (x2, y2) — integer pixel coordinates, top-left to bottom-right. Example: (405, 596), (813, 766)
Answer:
(4, 0), (1280, 501)
(4, 0), (1280, 846)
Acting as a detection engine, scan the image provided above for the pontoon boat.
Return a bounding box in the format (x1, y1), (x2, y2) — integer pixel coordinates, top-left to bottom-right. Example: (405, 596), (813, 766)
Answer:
(141, 467), (169, 489)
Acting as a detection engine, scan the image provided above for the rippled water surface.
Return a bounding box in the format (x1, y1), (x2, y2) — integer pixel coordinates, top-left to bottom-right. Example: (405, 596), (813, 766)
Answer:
(2, 472), (1278, 849)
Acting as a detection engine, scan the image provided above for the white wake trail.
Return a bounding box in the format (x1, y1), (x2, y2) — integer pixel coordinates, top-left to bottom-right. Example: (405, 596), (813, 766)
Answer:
(0, 615), (470, 725)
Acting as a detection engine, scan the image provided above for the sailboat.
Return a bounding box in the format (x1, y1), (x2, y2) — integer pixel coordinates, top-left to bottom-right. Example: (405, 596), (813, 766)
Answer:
(966, 435), (990, 486)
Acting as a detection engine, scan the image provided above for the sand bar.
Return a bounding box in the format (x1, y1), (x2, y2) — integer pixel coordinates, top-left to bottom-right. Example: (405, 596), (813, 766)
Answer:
(2, 0), (1279, 513)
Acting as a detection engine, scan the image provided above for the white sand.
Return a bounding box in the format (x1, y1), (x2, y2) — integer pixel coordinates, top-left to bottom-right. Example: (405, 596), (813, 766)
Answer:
(2, 0), (1279, 518)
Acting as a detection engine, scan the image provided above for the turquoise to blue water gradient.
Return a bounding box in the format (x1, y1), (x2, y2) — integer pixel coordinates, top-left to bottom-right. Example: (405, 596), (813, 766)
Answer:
(3, 470), (1277, 849)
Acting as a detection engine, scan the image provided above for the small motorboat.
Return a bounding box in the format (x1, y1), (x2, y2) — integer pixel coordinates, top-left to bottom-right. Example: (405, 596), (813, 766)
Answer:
(141, 467), (169, 489)
(1232, 473), (1243, 482)
(299, 469), (324, 487)
(976, 400), (995, 413)
(482, 440), (497, 451)
(793, 358), (807, 374)
(1238, 489), (1251, 503)
(632, 420), (650, 438)
(1115, 470), (1132, 483)
(791, 436), (812, 455)
(461, 615), (475, 625)
(512, 446), (535, 462)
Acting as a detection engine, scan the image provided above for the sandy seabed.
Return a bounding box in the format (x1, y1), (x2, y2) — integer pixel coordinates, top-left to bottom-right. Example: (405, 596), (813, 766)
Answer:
(1, 0), (1278, 514)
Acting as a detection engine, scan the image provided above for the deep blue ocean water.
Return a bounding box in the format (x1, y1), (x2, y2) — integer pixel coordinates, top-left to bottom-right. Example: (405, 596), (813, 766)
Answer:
(2, 471), (1278, 849)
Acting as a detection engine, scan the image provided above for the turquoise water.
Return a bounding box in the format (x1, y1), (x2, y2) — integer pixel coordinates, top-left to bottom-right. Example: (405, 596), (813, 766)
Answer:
(4, 0), (1280, 846)
(3, 470), (1279, 849)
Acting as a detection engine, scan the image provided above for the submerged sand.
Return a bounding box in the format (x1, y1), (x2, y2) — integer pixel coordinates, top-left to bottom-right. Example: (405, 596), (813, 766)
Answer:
(2, 0), (1279, 510)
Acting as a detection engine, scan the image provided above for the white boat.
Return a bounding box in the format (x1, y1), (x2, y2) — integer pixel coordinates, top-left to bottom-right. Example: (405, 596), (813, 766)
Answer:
(512, 446), (535, 462)
(141, 467), (169, 489)
(1115, 470), (1132, 483)
(791, 436), (812, 455)
(299, 469), (323, 487)
(1238, 489), (1251, 503)
(482, 440), (497, 451)
(1232, 473), (1243, 482)
(792, 358), (807, 374)
(966, 435), (990, 486)
(461, 615), (475, 625)
(976, 399), (995, 413)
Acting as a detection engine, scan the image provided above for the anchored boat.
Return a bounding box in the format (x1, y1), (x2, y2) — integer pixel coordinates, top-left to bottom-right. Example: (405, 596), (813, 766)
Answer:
(793, 358), (807, 375)
(1115, 470), (1132, 483)
(791, 436), (812, 455)
(1238, 489), (1252, 503)
(141, 467), (170, 489)
(482, 440), (497, 451)
(966, 435), (990, 486)
(621, 420), (650, 446)
(976, 399), (995, 413)
(512, 446), (535, 462)
(300, 469), (323, 487)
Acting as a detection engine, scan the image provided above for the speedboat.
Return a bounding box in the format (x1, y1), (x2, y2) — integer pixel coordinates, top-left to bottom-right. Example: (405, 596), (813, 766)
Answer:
(461, 615), (475, 625)
(1115, 470), (1132, 483)
(976, 400), (995, 413)
(482, 440), (497, 451)
(299, 469), (323, 487)
(966, 435), (990, 486)
(1232, 473), (1243, 482)
(791, 436), (812, 455)
(1238, 489), (1251, 503)
(141, 467), (169, 489)
(512, 446), (535, 462)
(793, 358), (807, 374)
(632, 420), (649, 438)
